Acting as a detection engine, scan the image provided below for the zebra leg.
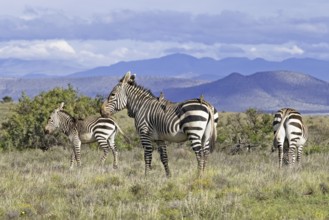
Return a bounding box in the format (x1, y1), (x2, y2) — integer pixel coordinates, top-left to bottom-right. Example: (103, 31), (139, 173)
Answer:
(72, 139), (82, 168)
(190, 138), (204, 176)
(195, 150), (204, 177)
(108, 136), (118, 169)
(288, 144), (296, 166)
(156, 141), (171, 178)
(69, 133), (81, 168)
(203, 141), (210, 172)
(96, 137), (110, 166)
(70, 151), (75, 170)
(296, 145), (303, 164)
(278, 145), (284, 168)
(274, 133), (285, 169)
(283, 141), (289, 165)
(141, 137), (153, 176)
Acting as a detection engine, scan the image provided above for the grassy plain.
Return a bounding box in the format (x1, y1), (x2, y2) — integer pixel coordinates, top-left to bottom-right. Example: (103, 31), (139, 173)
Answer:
(0, 104), (329, 219)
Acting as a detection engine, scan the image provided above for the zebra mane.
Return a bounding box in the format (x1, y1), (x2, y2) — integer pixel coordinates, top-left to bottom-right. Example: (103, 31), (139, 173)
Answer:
(128, 80), (157, 99)
(118, 73), (156, 99)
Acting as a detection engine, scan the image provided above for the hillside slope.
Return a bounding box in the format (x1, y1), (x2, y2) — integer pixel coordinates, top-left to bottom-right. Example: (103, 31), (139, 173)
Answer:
(164, 71), (329, 112)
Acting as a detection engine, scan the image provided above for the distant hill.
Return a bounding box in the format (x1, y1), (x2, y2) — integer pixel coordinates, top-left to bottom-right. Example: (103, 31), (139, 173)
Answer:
(163, 71), (329, 113)
(69, 53), (329, 81)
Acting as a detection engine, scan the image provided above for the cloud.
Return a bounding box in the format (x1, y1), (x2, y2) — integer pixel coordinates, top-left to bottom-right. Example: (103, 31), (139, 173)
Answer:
(0, 40), (76, 60)
(275, 45), (304, 55)
(0, 7), (329, 67)
(0, 8), (328, 46)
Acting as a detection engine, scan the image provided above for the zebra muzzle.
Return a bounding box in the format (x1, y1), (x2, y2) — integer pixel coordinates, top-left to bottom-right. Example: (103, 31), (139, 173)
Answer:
(100, 104), (111, 118)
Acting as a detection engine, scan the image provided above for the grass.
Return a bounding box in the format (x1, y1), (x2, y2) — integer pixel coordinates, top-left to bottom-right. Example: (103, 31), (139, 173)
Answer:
(0, 147), (329, 219)
(1, 103), (329, 219)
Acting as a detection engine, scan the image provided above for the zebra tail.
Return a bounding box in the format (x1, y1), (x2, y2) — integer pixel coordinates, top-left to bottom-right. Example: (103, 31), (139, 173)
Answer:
(209, 115), (217, 153)
(205, 103), (216, 153)
(274, 113), (289, 144)
(113, 120), (132, 144)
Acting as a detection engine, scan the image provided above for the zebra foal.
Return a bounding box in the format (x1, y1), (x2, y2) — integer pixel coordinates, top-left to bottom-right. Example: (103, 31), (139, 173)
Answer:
(101, 72), (217, 177)
(45, 102), (123, 169)
(273, 108), (308, 168)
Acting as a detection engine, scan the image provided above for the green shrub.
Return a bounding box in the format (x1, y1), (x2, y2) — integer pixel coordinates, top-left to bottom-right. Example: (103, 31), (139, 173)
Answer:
(216, 108), (273, 152)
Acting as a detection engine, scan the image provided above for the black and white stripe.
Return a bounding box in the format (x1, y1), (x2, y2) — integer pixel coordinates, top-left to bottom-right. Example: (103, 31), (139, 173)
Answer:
(101, 72), (218, 177)
(45, 102), (121, 169)
(273, 108), (308, 168)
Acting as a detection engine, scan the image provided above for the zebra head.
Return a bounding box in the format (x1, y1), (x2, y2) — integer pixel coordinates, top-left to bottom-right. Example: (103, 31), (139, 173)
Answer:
(45, 102), (65, 134)
(101, 71), (134, 117)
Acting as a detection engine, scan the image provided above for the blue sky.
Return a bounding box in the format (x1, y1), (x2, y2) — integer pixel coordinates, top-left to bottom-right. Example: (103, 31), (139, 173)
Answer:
(0, 0), (329, 68)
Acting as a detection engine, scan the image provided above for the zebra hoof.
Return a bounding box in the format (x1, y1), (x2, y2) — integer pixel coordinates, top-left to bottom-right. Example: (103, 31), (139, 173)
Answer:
(113, 165), (118, 169)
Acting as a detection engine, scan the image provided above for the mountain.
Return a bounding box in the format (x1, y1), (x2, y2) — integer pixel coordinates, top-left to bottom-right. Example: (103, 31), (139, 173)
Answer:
(163, 71), (329, 113)
(2, 54), (329, 82)
(69, 53), (221, 79)
(2, 70), (329, 113)
(69, 53), (329, 81)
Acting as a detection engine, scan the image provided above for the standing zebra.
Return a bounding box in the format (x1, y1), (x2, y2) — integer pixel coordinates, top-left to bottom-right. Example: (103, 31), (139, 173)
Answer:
(273, 108), (308, 168)
(101, 72), (217, 177)
(45, 102), (125, 169)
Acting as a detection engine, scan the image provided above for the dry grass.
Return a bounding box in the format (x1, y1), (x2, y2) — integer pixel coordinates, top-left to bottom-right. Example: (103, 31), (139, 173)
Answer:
(0, 146), (329, 219)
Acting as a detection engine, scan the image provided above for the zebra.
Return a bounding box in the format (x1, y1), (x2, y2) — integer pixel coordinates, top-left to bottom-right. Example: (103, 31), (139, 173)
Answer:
(45, 102), (126, 169)
(101, 71), (218, 177)
(273, 108), (308, 168)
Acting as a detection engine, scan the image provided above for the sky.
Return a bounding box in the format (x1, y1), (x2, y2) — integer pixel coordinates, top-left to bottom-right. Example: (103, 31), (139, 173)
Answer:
(0, 0), (329, 69)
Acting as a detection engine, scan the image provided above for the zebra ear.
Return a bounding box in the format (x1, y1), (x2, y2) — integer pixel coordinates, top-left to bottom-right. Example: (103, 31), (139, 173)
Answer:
(130, 74), (136, 81)
(122, 71), (131, 84)
(127, 74), (136, 85)
(59, 102), (65, 110)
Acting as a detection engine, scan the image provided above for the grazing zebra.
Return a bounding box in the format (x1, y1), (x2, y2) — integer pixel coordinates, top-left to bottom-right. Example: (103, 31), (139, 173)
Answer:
(273, 108), (308, 168)
(45, 102), (125, 169)
(101, 72), (218, 177)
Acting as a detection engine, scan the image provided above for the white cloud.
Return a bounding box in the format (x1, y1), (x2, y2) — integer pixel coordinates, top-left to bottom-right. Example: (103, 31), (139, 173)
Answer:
(241, 43), (307, 60)
(48, 41), (76, 54)
(275, 45), (304, 55)
(0, 40), (76, 60)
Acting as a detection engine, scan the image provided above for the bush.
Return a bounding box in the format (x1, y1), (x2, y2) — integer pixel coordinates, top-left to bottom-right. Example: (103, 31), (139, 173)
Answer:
(0, 85), (102, 150)
(216, 108), (273, 152)
(2, 96), (13, 103)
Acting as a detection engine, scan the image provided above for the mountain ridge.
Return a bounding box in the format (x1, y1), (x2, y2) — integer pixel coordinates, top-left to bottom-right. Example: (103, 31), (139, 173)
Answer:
(68, 53), (329, 81)
(1, 53), (329, 82)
